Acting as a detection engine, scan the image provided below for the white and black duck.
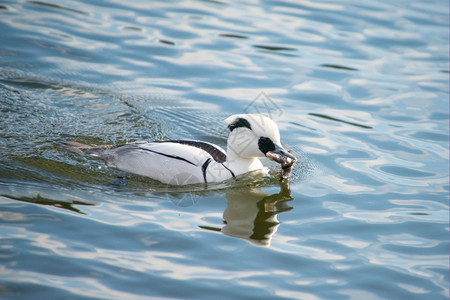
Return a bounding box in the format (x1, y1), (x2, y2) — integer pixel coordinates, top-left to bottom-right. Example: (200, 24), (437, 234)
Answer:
(61, 114), (296, 185)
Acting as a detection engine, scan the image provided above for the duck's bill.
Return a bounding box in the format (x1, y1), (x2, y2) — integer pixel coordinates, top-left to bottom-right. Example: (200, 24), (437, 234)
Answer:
(266, 145), (297, 163)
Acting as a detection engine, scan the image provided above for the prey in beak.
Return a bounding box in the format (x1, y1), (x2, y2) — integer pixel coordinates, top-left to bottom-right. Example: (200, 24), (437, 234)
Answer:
(266, 145), (297, 181)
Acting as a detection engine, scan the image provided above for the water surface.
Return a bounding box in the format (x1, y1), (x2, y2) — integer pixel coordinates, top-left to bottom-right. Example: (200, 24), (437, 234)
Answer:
(0, 0), (448, 299)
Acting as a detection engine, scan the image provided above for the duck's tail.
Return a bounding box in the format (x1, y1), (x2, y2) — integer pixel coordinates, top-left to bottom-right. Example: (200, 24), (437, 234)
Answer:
(58, 141), (115, 156)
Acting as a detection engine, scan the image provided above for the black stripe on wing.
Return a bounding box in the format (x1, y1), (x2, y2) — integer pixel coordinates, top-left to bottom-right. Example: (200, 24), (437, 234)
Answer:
(155, 140), (227, 163)
(221, 163), (236, 179)
(139, 148), (196, 166)
(202, 158), (212, 183)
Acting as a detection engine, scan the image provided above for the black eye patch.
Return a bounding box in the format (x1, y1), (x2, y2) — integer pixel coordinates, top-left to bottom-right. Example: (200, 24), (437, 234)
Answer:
(258, 137), (275, 154)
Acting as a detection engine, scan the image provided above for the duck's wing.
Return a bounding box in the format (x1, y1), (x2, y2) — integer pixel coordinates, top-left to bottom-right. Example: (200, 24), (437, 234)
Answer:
(155, 140), (227, 163)
(107, 141), (230, 184)
(60, 140), (230, 184)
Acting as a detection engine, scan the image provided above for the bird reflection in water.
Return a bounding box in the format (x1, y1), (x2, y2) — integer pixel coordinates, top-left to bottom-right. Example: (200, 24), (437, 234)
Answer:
(200, 182), (293, 247)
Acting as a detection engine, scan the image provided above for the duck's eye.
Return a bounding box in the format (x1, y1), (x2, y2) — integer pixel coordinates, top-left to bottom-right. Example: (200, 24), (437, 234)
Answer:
(258, 137), (275, 154)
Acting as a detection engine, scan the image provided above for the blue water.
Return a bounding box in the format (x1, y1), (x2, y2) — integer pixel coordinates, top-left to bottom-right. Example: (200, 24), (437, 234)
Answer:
(0, 0), (448, 299)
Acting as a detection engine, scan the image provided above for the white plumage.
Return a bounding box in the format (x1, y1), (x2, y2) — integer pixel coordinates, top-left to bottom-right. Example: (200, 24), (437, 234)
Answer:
(61, 114), (295, 185)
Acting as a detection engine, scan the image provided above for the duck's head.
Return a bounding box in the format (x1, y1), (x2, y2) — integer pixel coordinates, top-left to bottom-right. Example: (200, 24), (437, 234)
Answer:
(225, 114), (296, 161)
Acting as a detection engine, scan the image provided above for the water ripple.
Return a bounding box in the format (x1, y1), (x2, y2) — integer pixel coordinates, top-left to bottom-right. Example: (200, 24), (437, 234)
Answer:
(0, 0), (448, 298)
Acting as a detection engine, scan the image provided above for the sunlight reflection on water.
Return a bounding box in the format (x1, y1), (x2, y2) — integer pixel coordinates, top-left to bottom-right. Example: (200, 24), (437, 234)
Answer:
(0, 0), (448, 299)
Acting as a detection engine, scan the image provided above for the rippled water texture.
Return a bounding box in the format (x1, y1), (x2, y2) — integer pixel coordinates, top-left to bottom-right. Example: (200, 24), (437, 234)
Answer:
(0, 0), (448, 299)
